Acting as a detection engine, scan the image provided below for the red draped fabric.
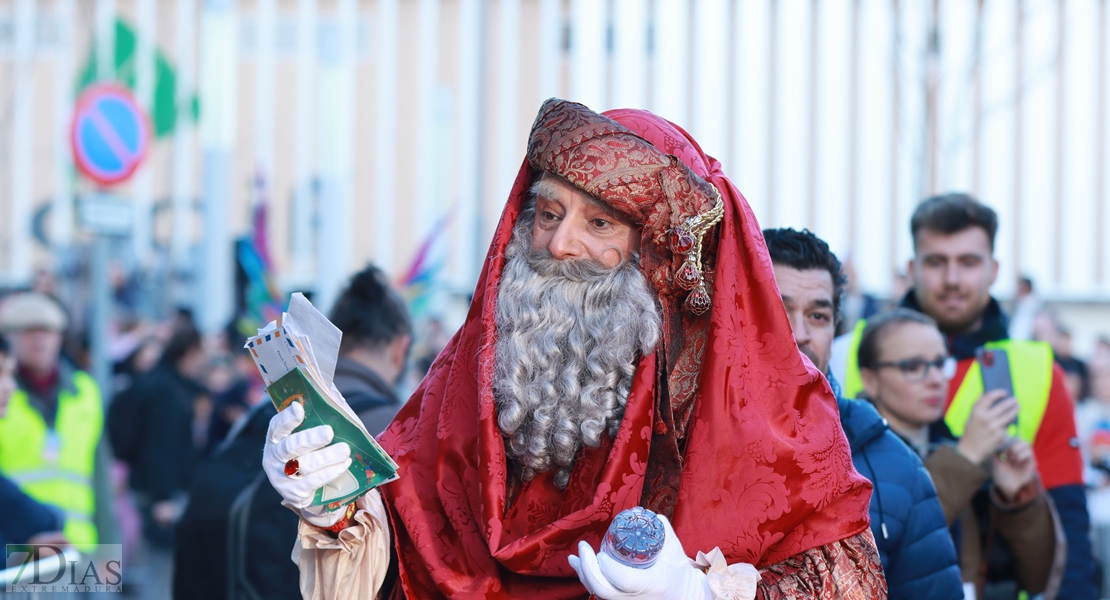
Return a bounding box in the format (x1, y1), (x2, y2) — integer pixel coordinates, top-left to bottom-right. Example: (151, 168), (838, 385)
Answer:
(376, 102), (873, 599)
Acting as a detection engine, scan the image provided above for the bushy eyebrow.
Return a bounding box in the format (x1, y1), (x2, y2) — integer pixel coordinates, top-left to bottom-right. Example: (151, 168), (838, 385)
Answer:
(529, 176), (633, 224)
(919, 251), (987, 262)
(528, 177), (563, 203)
(780, 294), (833, 310)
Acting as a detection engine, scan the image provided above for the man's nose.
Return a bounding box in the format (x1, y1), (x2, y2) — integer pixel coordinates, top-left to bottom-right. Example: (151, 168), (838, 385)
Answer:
(944, 262), (960, 286)
(791, 316), (810, 345)
(548, 221), (585, 260)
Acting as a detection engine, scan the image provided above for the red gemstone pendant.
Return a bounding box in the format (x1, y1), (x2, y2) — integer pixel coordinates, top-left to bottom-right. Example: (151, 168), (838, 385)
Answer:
(675, 260), (701, 289)
(670, 227), (696, 253)
(685, 285), (712, 315)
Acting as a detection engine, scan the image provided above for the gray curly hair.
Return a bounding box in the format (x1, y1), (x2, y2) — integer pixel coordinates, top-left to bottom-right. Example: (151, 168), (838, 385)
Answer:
(493, 198), (662, 489)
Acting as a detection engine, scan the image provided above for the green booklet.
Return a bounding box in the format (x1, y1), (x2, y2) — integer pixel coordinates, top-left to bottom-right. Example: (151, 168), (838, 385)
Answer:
(267, 366), (399, 509)
(247, 293), (400, 512)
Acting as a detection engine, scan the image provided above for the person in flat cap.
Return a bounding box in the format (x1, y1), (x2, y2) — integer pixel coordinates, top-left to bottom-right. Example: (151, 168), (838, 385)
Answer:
(263, 99), (887, 599)
(0, 291), (106, 549)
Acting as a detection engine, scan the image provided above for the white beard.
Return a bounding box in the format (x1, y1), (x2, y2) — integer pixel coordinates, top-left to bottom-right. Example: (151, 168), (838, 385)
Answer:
(493, 203), (662, 489)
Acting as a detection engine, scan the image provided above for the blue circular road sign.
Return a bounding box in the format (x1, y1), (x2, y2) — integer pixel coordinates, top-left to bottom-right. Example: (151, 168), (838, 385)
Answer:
(71, 84), (151, 186)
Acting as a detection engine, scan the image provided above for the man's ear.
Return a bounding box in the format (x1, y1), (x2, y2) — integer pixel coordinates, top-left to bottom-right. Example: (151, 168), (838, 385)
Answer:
(860, 368), (881, 401)
(391, 334), (412, 371)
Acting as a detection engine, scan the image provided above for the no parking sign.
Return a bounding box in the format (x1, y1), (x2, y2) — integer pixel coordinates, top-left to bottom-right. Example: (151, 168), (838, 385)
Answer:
(71, 84), (151, 186)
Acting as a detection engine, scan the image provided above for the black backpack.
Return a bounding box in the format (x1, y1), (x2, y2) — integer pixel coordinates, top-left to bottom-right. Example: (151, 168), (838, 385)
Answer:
(106, 384), (147, 464)
(173, 402), (301, 600)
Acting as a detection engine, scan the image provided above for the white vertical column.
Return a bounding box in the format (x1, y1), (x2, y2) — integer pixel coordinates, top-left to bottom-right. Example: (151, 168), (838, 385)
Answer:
(805, 0), (819, 230)
(9, 0), (35, 284)
(537, 0), (561, 103)
(570, 0), (607, 110)
(691, 0), (728, 161)
(374, 0), (399, 271)
(198, 0), (238, 334)
(315, 0), (358, 313)
(854, 0), (895, 291)
(495, 0), (521, 206)
(415, 0), (441, 229)
(132, 0), (156, 266)
(292, 0), (318, 278)
(1101, 0), (1110, 288)
(733, 0), (771, 221)
(96, 0), (116, 79)
(255, 0), (277, 190)
(52, 0), (75, 252)
(612, 0), (648, 110)
(172, 0), (197, 271)
(765, 0), (779, 226)
(1061, 0), (1098, 294)
(813, 0), (852, 255)
(771, 0), (807, 230)
(415, 0), (444, 310)
(937, 0), (977, 192)
(454, 0), (482, 289)
(651, 0), (689, 125)
(1017, 0), (1052, 288)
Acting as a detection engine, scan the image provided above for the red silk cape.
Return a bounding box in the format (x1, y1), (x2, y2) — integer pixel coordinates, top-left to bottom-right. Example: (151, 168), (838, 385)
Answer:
(376, 106), (872, 599)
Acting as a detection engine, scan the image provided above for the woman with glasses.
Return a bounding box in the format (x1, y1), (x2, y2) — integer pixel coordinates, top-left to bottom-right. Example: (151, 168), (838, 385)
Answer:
(858, 308), (1064, 600)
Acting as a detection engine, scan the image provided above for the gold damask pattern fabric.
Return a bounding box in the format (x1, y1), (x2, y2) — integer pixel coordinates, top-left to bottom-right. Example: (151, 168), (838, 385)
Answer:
(758, 531), (888, 600)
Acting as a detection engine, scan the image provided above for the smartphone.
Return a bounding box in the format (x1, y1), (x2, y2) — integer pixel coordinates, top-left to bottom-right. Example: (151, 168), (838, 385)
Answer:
(977, 347), (1014, 398)
(976, 347), (1018, 438)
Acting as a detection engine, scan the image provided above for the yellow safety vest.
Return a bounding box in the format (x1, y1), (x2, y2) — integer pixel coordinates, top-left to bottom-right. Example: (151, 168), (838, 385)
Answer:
(842, 320), (868, 401)
(841, 324), (1053, 443)
(0, 370), (102, 549)
(944, 340), (1053, 444)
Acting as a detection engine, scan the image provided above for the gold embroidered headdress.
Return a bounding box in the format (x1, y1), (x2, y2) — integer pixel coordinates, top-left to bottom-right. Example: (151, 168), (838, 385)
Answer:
(526, 98), (723, 315)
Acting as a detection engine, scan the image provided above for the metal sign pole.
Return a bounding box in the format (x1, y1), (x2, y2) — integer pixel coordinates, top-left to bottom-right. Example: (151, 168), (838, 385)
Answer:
(79, 195), (133, 401)
(92, 0), (115, 403)
(90, 236), (112, 400)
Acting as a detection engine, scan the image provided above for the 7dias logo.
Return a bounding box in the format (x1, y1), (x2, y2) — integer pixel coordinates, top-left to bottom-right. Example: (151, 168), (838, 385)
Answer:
(4, 544), (122, 593)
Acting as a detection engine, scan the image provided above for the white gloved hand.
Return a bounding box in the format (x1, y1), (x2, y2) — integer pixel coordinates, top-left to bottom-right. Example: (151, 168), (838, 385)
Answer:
(263, 402), (352, 527)
(568, 513), (712, 600)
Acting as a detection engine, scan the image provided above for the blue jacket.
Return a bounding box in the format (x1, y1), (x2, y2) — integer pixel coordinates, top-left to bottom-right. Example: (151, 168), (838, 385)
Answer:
(0, 472), (63, 549)
(837, 395), (964, 599)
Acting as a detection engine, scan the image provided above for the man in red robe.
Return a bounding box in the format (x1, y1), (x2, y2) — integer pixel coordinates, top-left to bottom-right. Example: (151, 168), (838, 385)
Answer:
(263, 99), (887, 599)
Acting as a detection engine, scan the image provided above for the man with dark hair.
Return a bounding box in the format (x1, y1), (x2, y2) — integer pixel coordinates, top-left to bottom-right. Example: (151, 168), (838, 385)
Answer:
(834, 193), (1097, 599)
(765, 227), (961, 599)
(328, 263), (412, 435)
(909, 193), (999, 250)
(762, 228), (847, 370)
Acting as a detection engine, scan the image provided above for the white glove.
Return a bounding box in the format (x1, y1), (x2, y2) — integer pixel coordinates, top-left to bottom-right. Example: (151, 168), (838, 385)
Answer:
(568, 513), (712, 600)
(263, 402), (352, 527)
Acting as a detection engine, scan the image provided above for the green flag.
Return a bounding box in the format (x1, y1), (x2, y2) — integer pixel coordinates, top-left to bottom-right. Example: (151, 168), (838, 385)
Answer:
(77, 18), (199, 138)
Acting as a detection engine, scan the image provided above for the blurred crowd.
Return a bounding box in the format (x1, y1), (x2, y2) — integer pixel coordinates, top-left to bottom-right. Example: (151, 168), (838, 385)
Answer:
(0, 264), (445, 598)
(2, 195), (1110, 599)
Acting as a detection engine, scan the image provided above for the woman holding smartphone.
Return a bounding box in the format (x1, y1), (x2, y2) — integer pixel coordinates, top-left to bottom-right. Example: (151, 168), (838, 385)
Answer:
(857, 308), (1065, 600)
